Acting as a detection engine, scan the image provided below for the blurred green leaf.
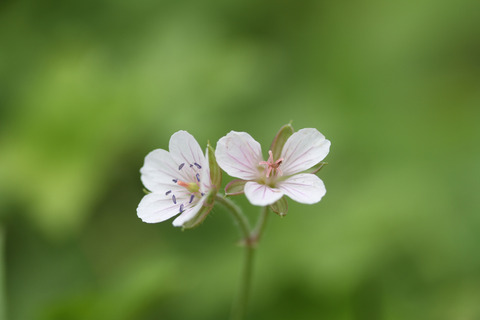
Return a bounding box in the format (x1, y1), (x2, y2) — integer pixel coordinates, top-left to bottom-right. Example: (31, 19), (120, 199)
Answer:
(1, 0), (480, 319)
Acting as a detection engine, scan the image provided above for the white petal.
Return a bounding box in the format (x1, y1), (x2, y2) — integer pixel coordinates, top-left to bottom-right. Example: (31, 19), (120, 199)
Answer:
(172, 197), (205, 227)
(280, 128), (331, 176)
(140, 149), (185, 192)
(137, 193), (182, 223)
(277, 173), (326, 204)
(215, 131), (263, 180)
(169, 131), (207, 170)
(244, 181), (284, 206)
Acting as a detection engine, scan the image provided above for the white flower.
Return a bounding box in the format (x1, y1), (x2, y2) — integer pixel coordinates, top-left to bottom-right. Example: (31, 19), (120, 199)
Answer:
(215, 128), (330, 206)
(137, 131), (213, 227)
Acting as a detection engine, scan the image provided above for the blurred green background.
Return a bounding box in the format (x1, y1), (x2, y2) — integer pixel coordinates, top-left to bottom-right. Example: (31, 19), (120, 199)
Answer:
(1, 0), (480, 319)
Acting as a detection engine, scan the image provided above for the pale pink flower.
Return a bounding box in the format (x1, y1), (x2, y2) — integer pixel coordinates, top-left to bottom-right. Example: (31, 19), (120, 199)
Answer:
(215, 128), (330, 206)
(137, 131), (213, 227)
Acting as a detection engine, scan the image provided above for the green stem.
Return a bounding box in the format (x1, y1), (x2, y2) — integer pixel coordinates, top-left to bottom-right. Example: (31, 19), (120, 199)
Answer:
(232, 207), (269, 320)
(251, 206), (269, 245)
(215, 195), (251, 242)
(0, 226), (5, 320)
(231, 241), (254, 320)
(216, 195), (271, 320)
(215, 195), (253, 320)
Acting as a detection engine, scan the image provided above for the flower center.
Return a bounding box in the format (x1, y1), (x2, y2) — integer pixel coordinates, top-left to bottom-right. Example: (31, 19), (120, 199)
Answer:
(259, 150), (284, 178)
(177, 180), (200, 193)
(165, 161), (205, 213)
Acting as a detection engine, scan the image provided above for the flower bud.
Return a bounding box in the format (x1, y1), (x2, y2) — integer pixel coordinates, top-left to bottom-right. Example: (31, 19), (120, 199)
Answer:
(225, 179), (247, 196)
(269, 123), (294, 161)
(207, 141), (222, 190)
(269, 197), (288, 216)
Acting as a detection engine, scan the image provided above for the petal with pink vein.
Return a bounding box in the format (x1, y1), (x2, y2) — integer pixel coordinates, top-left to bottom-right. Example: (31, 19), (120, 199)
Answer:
(244, 181), (284, 206)
(277, 173), (326, 204)
(215, 131), (264, 180)
(280, 128), (330, 176)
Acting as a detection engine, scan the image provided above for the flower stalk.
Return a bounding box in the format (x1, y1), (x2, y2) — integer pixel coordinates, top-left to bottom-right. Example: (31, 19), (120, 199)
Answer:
(251, 206), (269, 245)
(231, 241), (254, 320)
(216, 195), (271, 320)
(0, 226), (5, 320)
(215, 195), (251, 244)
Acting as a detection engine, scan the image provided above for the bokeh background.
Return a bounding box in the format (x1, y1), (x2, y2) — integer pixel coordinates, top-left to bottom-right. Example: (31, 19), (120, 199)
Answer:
(1, 0), (480, 319)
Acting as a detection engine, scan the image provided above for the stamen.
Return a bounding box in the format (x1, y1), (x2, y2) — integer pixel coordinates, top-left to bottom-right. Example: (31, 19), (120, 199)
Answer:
(189, 194), (195, 203)
(194, 162), (202, 169)
(190, 164), (194, 167)
(177, 180), (189, 188)
(178, 163), (185, 170)
(165, 190), (172, 195)
(179, 204), (184, 213)
(196, 173), (201, 182)
(259, 150), (284, 178)
(172, 195), (177, 204)
(266, 167), (272, 178)
(172, 179), (178, 183)
(201, 192), (205, 196)
(176, 180), (200, 193)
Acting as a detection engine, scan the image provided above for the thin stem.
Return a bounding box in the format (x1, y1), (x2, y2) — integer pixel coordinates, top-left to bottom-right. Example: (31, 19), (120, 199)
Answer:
(232, 207), (269, 320)
(251, 206), (269, 245)
(215, 195), (271, 320)
(215, 195), (251, 242)
(0, 226), (5, 320)
(231, 242), (254, 320)
(215, 195), (253, 320)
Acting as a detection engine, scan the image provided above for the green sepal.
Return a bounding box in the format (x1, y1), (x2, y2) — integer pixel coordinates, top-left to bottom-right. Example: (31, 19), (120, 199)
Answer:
(269, 123), (294, 160)
(302, 162), (328, 175)
(207, 141), (222, 189)
(269, 197), (288, 216)
(182, 190), (216, 229)
(225, 179), (247, 196)
(143, 188), (151, 195)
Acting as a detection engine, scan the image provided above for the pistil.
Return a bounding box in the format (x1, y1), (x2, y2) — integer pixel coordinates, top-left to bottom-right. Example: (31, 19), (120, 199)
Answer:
(177, 180), (200, 193)
(259, 150), (284, 178)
